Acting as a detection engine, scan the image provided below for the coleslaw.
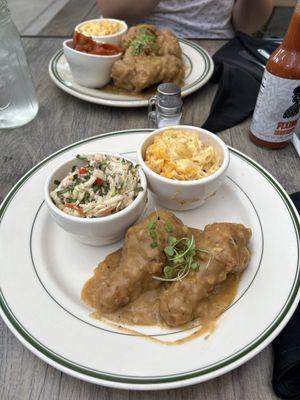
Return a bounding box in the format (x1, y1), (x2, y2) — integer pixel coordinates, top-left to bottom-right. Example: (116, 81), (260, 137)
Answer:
(50, 154), (142, 218)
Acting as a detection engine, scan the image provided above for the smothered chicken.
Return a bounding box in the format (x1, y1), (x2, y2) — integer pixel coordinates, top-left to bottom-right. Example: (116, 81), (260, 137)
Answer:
(82, 211), (252, 328)
(111, 25), (185, 92)
(159, 223), (251, 326)
(86, 211), (189, 312)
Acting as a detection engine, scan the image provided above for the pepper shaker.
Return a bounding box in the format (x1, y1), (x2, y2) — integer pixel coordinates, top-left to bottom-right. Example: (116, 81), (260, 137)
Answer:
(148, 83), (183, 129)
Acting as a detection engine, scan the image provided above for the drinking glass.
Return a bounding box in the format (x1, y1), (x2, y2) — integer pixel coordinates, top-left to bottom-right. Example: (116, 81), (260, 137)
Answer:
(0, 0), (38, 129)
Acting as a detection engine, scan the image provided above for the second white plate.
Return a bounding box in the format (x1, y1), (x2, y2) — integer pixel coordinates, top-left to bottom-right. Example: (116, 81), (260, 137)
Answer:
(48, 39), (214, 107)
(0, 129), (299, 390)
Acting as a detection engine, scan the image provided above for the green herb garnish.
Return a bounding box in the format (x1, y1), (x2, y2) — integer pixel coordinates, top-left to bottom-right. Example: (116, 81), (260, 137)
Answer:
(153, 235), (212, 282)
(65, 198), (77, 203)
(149, 230), (157, 239)
(147, 219), (159, 248)
(129, 26), (158, 56)
(147, 220), (156, 230)
(163, 266), (173, 279)
(76, 155), (88, 161)
(164, 221), (173, 233)
(80, 191), (90, 204)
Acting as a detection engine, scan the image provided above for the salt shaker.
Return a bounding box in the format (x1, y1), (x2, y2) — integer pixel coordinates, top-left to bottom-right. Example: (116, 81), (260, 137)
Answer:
(148, 83), (183, 129)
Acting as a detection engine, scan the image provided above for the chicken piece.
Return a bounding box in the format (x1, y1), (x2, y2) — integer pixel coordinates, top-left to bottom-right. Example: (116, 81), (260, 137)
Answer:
(121, 24), (159, 54)
(111, 56), (162, 92)
(121, 25), (181, 58)
(94, 210), (189, 313)
(111, 24), (184, 92)
(156, 29), (182, 58)
(112, 55), (184, 92)
(81, 249), (122, 309)
(159, 223), (252, 327)
(159, 55), (185, 85)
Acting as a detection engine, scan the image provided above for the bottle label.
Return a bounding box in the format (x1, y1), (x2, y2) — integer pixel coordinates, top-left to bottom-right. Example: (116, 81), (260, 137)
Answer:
(250, 70), (300, 143)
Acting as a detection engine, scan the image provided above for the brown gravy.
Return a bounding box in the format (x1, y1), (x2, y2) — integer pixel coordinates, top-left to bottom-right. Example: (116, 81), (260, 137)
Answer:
(102, 82), (156, 99)
(101, 71), (186, 99)
(82, 249), (241, 342)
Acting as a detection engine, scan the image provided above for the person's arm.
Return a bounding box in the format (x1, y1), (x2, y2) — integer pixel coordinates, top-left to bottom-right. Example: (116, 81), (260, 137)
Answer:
(97, 0), (160, 21)
(232, 0), (273, 34)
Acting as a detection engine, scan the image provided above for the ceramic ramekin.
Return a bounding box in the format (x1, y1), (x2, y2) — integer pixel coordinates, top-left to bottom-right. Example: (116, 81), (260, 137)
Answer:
(63, 39), (122, 88)
(137, 125), (230, 211)
(75, 18), (127, 45)
(44, 153), (148, 246)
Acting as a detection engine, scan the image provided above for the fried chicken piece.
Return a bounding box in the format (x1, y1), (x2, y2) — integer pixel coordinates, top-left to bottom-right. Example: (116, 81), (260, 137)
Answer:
(111, 55), (184, 92)
(111, 24), (184, 92)
(121, 24), (159, 54)
(160, 55), (185, 84)
(156, 29), (182, 58)
(94, 211), (189, 313)
(120, 25), (181, 58)
(81, 249), (122, 309)
(159, 223), (252, 327)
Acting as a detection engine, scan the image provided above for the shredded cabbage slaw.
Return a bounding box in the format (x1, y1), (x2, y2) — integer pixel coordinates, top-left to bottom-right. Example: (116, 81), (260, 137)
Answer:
(50, 154), (142, 218)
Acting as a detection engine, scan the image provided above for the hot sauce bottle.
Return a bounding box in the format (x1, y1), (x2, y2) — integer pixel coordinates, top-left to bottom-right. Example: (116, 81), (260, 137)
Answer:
(249, 2), (300, 149)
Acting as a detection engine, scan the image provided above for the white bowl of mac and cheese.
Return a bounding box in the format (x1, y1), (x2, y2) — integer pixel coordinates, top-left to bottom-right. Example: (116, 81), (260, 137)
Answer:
(75, 18), (128, 45)
(137, 126), (229, 210)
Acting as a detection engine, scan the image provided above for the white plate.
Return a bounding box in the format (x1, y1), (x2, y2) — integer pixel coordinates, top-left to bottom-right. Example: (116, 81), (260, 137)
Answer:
(0, 129), (299, 391)
(48, 40), (214, 107)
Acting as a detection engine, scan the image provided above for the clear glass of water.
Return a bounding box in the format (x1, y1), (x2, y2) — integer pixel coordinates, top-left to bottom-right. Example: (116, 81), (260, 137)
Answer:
(0, 0), (38, 129)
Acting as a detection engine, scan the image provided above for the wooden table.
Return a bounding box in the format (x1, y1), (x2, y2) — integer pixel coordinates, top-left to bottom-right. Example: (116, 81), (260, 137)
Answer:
(0, 34), (299, 400)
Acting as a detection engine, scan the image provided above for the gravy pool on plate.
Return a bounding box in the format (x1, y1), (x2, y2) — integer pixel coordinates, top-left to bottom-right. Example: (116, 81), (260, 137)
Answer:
(82, 210), (251, 337)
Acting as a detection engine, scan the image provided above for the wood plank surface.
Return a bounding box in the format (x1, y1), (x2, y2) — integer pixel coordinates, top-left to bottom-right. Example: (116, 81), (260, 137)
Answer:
(83, 3), (100, 21)
(8, 0), (57, 33)
(0, 37), (299, 400)
(39, 0), (96, 36)
(22, 0), (70, 35)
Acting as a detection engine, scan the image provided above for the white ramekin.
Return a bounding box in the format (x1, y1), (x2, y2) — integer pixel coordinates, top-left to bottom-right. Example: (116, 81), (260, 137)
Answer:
(74, 18), (128, 46)
(137, 125), (230, 211)
(63, 39), (122, 88)
(44, 153), (147, 246)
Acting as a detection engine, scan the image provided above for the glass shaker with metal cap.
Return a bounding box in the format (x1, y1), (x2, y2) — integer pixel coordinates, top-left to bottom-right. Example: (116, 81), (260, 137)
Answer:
(148, 83), (183, 129)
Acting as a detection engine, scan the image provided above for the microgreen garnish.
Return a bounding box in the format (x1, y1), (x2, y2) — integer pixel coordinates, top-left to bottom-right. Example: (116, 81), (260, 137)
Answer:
(191, 261), (199, 270)
(129, 26), (158, 56)
(153, 235), (212, 282)
(164, 221), (173, 233)
(147, 220), (156, 230)
(147, 220), (158, 248)
(163, 266), (173, 279)
(149, 230), (157, 239)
